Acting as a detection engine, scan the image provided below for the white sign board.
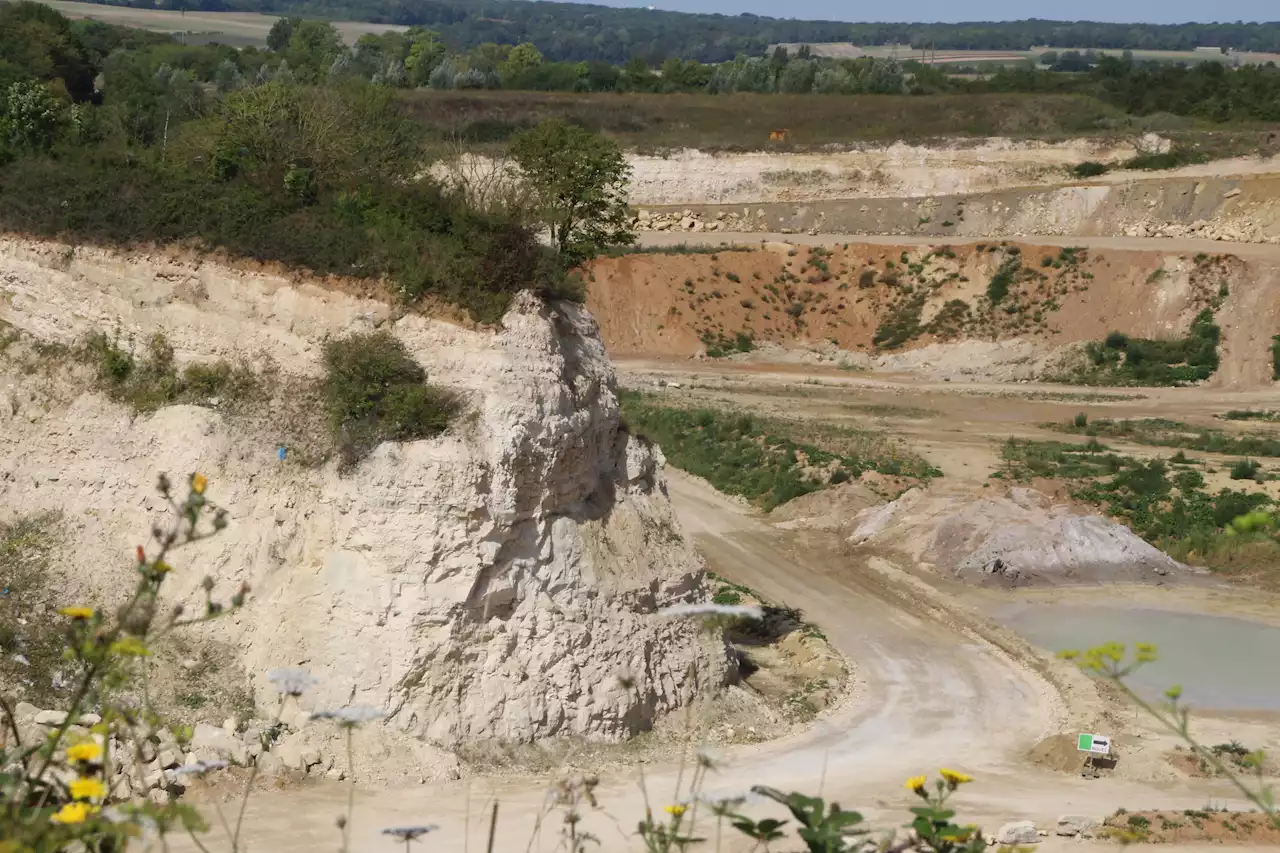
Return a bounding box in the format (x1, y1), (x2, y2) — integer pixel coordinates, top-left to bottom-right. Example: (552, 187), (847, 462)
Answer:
(1076, 733), (1111, 755)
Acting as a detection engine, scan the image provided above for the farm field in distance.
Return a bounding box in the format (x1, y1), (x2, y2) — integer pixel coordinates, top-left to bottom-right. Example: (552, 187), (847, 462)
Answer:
(34, 0), (407, 46)
(774, 41), (1280, 66)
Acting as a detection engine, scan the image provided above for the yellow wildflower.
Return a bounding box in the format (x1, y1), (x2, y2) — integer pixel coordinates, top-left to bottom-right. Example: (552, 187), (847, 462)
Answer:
(904, 774), (927, 792)
(665, 804), (686, 818)
(109, 636), (150, 657)
(152, 560), (172, 574)
(69, 777), (106, 801)
(191, 472), (208, 495)
(50, 801), (98, 824)
(57, 606), (94, 620)
(939, 768), (973, 786)
(66, 742), (103, 764)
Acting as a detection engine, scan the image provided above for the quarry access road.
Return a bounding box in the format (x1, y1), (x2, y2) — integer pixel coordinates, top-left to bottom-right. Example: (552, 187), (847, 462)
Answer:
(183, 473), (1256, 853)
(638, 230), (1280, 261)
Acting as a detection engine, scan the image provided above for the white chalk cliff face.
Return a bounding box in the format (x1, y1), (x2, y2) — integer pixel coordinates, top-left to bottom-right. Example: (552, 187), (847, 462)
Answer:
(0, 238), (730, 757)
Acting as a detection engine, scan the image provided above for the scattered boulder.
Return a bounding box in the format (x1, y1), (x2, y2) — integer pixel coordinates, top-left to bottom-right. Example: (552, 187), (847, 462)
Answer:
(1057, 815), (1100, 837)
(33, 710), (67, 726)
(995, 821), (1041, 845)
(190, 723), (249, 766)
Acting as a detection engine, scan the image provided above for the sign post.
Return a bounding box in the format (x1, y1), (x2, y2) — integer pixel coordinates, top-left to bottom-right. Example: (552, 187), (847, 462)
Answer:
(1075, 732), (1105, 753)
(1077, 733), (1111, 775)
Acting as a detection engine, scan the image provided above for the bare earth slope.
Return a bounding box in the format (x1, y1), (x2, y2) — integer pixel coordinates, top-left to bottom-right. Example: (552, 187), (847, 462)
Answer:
(586, 236), (1280, 388)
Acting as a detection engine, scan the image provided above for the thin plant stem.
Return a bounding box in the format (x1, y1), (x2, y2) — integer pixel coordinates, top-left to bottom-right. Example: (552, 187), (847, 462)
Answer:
(486, 800), (500, 853)
(1110, 675), (1276, 822)
(233, 698), (286, 851)
(213, 799), (237, 848)
(343, 727), (356, 853)
(186, 823), (216, 853)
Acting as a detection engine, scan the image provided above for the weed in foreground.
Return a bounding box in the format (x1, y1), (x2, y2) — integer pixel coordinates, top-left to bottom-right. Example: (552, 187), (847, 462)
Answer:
(0, 473), (248, 851)
(1061, 643), (1276, 830)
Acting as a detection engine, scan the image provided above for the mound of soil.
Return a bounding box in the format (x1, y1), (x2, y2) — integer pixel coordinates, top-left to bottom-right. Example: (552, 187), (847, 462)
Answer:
(846, 484), (1188, 586)
(1029, 732), (1122, 775)
(768, 479), (882, 529)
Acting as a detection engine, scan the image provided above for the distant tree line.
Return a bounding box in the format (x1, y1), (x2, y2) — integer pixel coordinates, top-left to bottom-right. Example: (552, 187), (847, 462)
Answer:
(8, 4), (1278, 129)
(0, 2), (634, 323)
(39, 0), (1280, 62)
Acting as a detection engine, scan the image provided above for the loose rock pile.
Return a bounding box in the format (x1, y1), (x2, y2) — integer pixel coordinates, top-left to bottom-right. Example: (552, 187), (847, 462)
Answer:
(1123, 217), (1280, 244)
(987, 817), (1099, 845)
(4, 701), (347, 805)
(632, 208), (766, 233)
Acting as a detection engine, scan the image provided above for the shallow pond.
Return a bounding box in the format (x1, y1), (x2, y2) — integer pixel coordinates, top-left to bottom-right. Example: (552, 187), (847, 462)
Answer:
(993, 603), (1280, 712)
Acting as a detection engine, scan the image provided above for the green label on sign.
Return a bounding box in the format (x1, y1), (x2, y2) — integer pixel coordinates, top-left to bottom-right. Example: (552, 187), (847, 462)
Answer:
(1077, 734), (1094, 751)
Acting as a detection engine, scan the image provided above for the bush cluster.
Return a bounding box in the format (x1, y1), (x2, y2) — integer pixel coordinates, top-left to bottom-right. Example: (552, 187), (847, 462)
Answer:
(82, 332), (258, 412)
(322, 331), (459, 468)
(0, 84), (565, 324)
(1075, 310), (1221, 386)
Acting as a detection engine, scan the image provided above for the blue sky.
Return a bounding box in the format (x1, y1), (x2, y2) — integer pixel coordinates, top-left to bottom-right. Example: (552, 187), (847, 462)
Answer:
(570, 0), (1276, 24)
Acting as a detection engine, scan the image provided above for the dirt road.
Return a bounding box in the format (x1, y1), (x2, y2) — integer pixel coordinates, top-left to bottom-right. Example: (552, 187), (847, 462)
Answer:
(638, 230), (1280, 261)
(174, 473), (1259, 853)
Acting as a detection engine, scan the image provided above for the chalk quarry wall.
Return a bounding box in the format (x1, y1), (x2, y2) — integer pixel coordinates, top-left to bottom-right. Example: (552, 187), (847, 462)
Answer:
(0, 239), (729, 771)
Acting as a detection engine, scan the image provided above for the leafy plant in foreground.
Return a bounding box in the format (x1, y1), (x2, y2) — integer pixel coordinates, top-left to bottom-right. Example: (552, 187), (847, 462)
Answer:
(752, 787), (869, 853)
(0, 473), (245, 852)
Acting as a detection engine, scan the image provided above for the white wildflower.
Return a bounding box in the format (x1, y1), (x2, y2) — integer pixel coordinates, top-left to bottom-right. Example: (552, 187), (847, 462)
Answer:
(382, 825), (439, 840)
(700, 790), (755, 808)
(311, 705), (386, 728)
(658, 603), (763, 620)
(266, 667), (319, 697)
(170, 759), (230, 778)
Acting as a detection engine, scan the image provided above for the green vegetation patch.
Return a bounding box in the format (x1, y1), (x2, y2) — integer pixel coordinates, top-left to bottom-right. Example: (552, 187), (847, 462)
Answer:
(0, 76), (565, 324)
(985, 255), (1021, 305)
(1049, 416), (1280, 458)
(997, 437), (1276, 579)
(1072, 161), (1111, 178)
(83, 332), (259, 413)
(621, 392), (938, 510)
(873, 292), (927, 350)
(322, 331), (460, 469)
(1220, 410), (1280, 422)
(1124, 145), (1209, 171)
(699, 330), (755, 358)
(1065, 310), (1221, 386)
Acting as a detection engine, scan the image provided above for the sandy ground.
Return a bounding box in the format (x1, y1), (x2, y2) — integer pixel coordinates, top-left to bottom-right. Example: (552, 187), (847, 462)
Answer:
(614, 358), (1280, 491)
(167, 461), (1280, 853)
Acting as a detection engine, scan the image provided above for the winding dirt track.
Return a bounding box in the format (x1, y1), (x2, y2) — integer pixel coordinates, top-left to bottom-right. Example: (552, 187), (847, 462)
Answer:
(175, 473), (1256, 853)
